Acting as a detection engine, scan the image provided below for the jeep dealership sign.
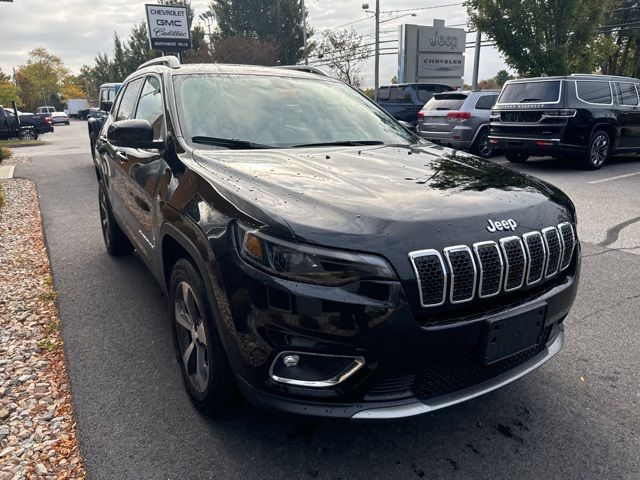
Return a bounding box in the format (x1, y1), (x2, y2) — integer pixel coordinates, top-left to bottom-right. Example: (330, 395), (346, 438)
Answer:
(398, 20), (465, 88)
(145, 4), (191, 52)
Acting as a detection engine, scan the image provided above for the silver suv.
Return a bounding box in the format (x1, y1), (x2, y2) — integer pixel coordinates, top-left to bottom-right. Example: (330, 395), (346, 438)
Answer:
(416, 90), (499, 158)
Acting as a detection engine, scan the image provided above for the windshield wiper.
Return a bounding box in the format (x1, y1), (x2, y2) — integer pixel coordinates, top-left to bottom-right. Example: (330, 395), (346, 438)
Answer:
(191, 136), (274, 149)
(292, 140), (385, 148)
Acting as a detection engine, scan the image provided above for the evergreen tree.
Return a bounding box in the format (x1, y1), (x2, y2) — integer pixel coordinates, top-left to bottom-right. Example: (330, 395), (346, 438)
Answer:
(208, 0), (310, 64)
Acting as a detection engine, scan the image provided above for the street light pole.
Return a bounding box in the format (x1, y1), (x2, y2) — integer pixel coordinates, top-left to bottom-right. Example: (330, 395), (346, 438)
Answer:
(374, 0), (380, 94)
(472, 30), (481, 90)
(302, 0), (308, 65)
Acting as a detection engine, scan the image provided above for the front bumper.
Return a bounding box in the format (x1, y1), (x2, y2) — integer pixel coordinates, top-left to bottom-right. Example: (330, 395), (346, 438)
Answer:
(216, 241), (580, 419)
(239, 328), (564, 419)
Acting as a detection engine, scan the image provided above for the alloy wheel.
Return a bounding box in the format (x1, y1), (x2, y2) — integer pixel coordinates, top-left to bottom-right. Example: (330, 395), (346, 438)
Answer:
(477, 133), (494, 158)
(174, 281), (210, 393)
(590, 134), (609, 168)
(20, 129), (36, 140)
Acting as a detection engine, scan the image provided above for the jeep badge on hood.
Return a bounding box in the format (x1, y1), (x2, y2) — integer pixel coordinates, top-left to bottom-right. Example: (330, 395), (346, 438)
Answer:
(487, 218), (518, 232)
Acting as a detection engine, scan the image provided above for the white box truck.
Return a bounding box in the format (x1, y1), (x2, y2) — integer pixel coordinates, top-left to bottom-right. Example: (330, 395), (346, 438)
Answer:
(66, 99), (90, 118)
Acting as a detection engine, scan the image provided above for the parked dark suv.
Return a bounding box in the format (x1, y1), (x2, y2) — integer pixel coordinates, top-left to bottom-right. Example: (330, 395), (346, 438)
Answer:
(376, 83), (454, 125)
(93, 56), (580, 419)
(489, 74), (640, 169)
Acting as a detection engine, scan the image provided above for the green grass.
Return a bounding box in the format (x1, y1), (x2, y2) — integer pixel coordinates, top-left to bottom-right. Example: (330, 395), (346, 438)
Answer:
(0, 139), (41, 148)
(0, 183), (4, 209)
(37, 339), (58, 351)
(39, 290), (59, 302)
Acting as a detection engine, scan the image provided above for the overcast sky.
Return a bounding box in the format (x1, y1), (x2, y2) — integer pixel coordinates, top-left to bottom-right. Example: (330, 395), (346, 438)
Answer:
(0, 0), (509, 87)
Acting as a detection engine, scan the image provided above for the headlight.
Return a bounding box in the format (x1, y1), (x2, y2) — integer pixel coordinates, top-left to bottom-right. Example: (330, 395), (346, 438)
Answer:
(236, 224), (397, 286)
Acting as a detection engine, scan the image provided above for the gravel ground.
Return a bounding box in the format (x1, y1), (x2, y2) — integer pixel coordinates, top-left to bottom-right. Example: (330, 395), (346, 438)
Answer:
(0, 175), (85, 480)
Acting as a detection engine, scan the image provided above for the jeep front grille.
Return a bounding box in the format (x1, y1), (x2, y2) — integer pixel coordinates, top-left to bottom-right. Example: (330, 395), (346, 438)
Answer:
(409, 223), (576, 307)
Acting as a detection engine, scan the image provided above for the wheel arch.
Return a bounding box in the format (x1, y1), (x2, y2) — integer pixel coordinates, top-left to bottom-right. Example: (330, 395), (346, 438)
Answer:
(589, 122), (616, 143)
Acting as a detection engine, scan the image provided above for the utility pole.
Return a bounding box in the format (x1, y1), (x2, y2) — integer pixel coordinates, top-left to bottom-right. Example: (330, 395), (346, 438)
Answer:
(302, 0), (308, 65)
(472, 30), (481, 90)
(374, 0), (380, 94)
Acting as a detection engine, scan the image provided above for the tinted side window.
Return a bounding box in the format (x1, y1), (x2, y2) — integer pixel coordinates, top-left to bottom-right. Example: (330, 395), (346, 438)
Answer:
(616, 82), (639, 106)
(377, 87), (390, 101)
(135, 76), (164, 140)
(575, 81), (612, 104)
(389, 86), (411, 102)
(115, 78), (143, 121)
(474, 94), (498, 110)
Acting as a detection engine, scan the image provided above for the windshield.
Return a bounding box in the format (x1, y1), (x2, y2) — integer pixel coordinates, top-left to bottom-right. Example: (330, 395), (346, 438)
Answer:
(498, 81), (561, 104)
(173, 73), (416, 148)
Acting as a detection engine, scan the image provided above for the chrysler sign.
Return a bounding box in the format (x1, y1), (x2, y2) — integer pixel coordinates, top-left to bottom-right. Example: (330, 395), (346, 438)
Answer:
(145, 4), (191, 52)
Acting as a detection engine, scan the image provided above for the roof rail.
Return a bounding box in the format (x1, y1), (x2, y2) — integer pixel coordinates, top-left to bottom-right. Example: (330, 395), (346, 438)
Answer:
(137, 55), (181, 71)
(277, 65), (329, 77)
(570, 73), (637, 81)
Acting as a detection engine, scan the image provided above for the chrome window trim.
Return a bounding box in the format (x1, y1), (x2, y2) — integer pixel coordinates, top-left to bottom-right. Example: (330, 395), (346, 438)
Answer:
(542, 227), (563, 278)
(488, 135), (561, 142)
(615, 81), (640, 107)
(500, 236), (527, 292)
(408, 249), (447, 307)
(558, 222), (576, 271)
(573, 79), (614, 106)
(269, 352), (365, 388)
(522, 231), (547, 286)
(443, 245), (477, 304)
(472, 241), (503, 298)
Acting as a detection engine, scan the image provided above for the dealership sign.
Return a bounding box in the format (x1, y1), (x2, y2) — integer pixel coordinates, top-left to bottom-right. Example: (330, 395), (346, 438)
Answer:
(398, 19), (465, 88)
(145, 4), (191, 52)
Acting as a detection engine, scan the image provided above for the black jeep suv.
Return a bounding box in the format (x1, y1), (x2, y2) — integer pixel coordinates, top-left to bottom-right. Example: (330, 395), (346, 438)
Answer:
(489, 74), (640, 170)
(93, 56), (580, 419)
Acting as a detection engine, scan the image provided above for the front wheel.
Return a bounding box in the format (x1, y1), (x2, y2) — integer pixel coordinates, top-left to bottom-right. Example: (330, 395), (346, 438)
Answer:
(505, 151), (529, 164)
(473, 130), (495, 158)
(170, 259), (236, 415)
(582, 131), (610, 170)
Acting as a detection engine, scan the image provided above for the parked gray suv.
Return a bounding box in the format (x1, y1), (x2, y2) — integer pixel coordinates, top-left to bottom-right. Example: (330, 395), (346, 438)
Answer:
(416, 90), (499, 157)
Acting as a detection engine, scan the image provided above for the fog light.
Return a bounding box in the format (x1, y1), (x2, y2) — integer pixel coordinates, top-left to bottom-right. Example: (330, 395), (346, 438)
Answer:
(282, 354), (300, 368)
(270, 352), (365, 388)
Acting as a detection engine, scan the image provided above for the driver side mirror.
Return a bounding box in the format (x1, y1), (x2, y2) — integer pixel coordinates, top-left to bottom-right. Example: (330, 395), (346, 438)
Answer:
(100, 100), (113, 113)
(107, 119), (163, 149)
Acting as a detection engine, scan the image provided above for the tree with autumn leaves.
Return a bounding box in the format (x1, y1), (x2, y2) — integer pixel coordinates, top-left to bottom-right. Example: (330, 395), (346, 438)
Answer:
(1, 48), (85, 111)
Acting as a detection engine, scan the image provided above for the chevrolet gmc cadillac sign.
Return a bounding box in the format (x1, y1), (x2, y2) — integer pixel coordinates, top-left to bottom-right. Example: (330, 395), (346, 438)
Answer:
(145, 4), (191, 52)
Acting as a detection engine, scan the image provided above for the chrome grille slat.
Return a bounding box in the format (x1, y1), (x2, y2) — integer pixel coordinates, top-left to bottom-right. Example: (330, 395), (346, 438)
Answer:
(523, 232), (546, 285)
(558, 222), (575, 271)
(500, 236), (527, 292)
(409, 223), (576, 308)
(408, 250), (447, 307)
(473, 241), (503, 298)
(542, 227), (562, 277)
(443, 246), (477, 304)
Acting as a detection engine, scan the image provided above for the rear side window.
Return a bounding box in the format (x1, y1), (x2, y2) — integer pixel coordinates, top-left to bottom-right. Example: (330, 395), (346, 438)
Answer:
(377, 87), (390, 101)
(575, 81), (612, 104)
(474, 94), (498, 110)
(498, 81), (561, 104)
(423, 93), (467, 111)
(389, 86), (411, 102)
(115, 78), (143, 121)
(615, 82), (639, 106)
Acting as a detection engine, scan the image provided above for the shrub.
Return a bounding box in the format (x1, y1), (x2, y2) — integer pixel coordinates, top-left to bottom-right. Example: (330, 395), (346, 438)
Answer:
(0, 146), (12, 163)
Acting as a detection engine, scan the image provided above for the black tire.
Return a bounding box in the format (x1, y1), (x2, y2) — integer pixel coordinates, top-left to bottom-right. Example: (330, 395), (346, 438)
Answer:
(472, 130), (495, 158)
(170, 258), (236, 415)
(504, 151), (529, 164)
(98, 184), (134, 256)
(19, 127), (38, 140)
(581, 130), (610, 170)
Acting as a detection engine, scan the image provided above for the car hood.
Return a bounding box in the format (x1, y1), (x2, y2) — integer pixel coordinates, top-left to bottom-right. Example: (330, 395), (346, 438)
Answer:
(193, 144), (574, 255)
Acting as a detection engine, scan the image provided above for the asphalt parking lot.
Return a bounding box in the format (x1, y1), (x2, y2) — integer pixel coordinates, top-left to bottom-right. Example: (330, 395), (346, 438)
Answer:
(16, 122), (640, 479)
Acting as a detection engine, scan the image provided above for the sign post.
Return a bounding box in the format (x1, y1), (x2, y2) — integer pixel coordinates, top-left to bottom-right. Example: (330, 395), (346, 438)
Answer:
(145, 4), (191, 55)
